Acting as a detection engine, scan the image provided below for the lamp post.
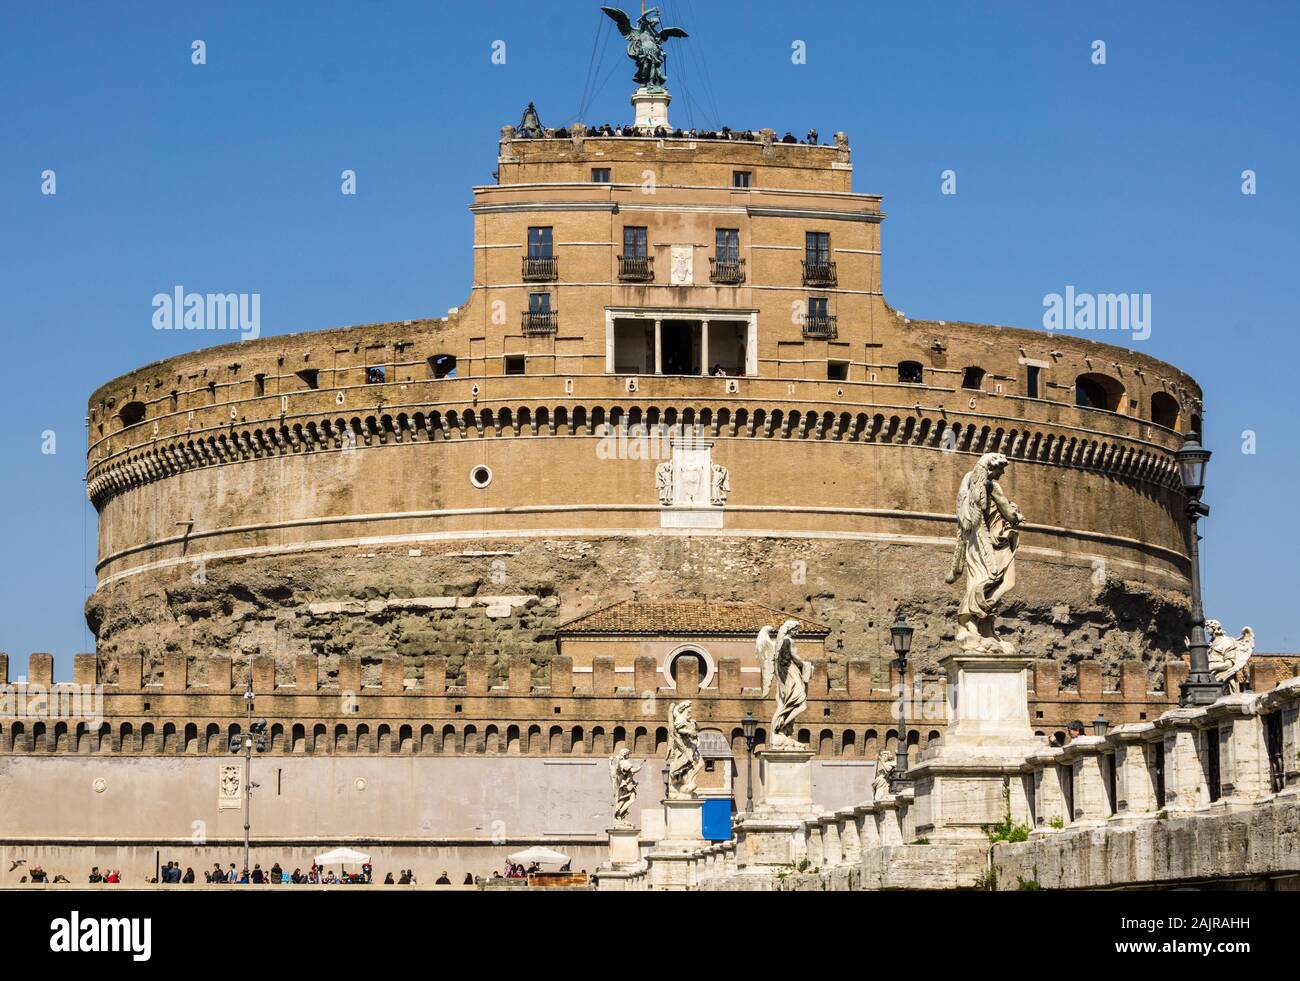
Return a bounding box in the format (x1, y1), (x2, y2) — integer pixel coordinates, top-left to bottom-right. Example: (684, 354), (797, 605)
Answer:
(889, 612), (915, 789)
(1175, 431), (1221, 707)
(229, 678), (267, 875)
(1092, 712), (1109, 738)
(741, 711), (757, 812)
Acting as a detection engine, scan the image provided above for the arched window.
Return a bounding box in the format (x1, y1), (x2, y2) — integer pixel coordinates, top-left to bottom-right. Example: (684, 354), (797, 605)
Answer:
(1074, 373), (1124, 412)
(429, 354), (457, 379)
(1151, 392), (1180, 430)
(960, 366), (985, 390)
(668, 649), (709, 686)
(118, 401), (146, 428)
(897, 361), (923, 384)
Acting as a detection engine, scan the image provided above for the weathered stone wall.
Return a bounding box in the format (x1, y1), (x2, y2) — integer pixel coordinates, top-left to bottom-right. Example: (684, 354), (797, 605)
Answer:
(87, 534), (1190, 691)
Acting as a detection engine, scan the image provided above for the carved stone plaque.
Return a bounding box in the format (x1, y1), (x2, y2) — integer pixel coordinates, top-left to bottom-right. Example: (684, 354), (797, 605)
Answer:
(670, 245), (693, 286)
(219, 763), (242, 809)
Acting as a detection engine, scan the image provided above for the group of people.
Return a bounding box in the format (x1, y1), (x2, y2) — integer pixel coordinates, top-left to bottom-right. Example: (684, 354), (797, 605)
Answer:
(195, 861), (375, 884)
(525, 124), (824, 145)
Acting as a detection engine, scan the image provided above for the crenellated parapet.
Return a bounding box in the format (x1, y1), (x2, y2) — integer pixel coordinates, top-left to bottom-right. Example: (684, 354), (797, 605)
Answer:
(1, 651), (1187, 759)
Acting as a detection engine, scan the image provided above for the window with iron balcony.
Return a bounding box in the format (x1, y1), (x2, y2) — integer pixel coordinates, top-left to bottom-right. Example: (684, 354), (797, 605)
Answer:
(804, 297), (837, 339)
(710, 228), (745, 284)
(522, 226), (557, 281)
(522, 292), (556, 334)
(802, 231), (837, 286)
(619, 226), (653, 282)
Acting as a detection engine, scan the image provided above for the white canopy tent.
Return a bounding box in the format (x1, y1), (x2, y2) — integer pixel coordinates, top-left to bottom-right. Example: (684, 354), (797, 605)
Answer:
(507, 846), (570, 866)
(314, 847), (370, 866)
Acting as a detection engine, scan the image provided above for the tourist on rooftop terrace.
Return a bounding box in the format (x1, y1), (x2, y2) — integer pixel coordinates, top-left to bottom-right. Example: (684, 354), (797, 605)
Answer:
(436, 870), (451, 884)
(1067, 719), (1086, 742)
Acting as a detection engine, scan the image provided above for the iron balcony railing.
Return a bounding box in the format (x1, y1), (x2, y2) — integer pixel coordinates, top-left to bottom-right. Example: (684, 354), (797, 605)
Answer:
(521, 309), (558, 334)
(618, 255), (654, 282)
(802, 258), (838, 287)
(521, 255), (558, 281)
(802, 314), (838, 339)
(709, 257), (746, 284)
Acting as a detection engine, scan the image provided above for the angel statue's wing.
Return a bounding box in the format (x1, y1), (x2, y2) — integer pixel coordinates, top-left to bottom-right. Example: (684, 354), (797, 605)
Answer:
(756, 626), (776, 697)
(1232, 627), (1255, 673)
(601, 6), (634, 36)
(659, 27), (690, 40)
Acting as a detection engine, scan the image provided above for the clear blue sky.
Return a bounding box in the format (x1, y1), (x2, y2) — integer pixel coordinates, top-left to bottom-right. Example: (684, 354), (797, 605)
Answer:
(2, 1), (1297, 679)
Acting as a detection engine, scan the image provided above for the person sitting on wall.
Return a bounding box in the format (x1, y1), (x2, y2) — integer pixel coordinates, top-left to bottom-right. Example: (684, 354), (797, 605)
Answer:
(1066, 720), (1086, 742)
(435, 870), (451, 885)
(89, 867), (102, 883)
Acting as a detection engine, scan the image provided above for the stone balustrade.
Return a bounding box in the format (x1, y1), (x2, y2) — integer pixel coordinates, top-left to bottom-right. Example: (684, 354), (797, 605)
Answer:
(606, 675), (1300, 890)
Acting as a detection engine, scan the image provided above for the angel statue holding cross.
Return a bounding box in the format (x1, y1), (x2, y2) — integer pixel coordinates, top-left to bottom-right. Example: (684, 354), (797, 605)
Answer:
(601, 5), (689, 90)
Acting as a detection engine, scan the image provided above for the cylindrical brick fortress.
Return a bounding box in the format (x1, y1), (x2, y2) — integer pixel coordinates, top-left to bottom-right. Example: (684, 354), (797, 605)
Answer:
(85, 131), (1200, 688)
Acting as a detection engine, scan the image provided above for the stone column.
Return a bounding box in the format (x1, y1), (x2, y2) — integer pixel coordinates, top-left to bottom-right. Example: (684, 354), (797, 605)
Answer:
(1156, 709), (1209, 814)
(1110, 723), (1159, 822)
(653, 318), (662, 375)
(1210, 695), (1271, 806)
(837, 808), (862, 866)
(1028, 749), (1067, 833)
(1060, 736), (1111, 826)
(700, 319), (709, 376)
(857, 803), (881, 850)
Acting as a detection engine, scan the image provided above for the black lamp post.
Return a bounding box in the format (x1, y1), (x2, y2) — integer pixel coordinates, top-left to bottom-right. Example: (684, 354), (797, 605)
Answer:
(1175, 431), (1221, 707)
(741, 711), (757, 812)
(889, 612), (915, 788)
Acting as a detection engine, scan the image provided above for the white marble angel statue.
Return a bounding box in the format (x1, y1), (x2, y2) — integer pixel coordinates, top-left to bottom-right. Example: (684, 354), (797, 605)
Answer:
(609, 748), (643, 826)
(1206, 619), (1255, 694)
(762, 619), (812, 748)
(872, 749), (896, 802)
(945, 452), (1024, 654)
(665, 701), (703, 798)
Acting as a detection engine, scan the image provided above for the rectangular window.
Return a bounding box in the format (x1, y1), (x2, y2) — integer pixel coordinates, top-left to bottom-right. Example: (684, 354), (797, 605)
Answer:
(592, 167), (611, 183)
(295, 369), (319, 391)
(1026, 364), (1041, 399)
(806, 231), (831, 264)
(366, 366), (386, 384)
(827, 360), (849, 381)
(732, 170), (752, 189)
(528, 292), (551, 314)
(504, 355), (526, 376)
(623, 226), (648, 259)
(716, 228), (740, 262)
(527, 226), (553, 258)
(254, 374), (266, 397)
(807, 297), (829, 320)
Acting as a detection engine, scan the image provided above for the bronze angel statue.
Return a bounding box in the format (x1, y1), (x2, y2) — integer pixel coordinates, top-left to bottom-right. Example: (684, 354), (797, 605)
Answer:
(946, 453), (1024, 654)
(601, 6), (688, 90)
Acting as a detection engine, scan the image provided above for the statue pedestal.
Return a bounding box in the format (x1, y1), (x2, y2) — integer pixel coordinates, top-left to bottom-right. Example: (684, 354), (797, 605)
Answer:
(646, 797), (704, 890)
(632, 87), (671, 130)
(732, 747), (818, 873)
(906, 653), (1042, 843)
(606, 825), (642, 866)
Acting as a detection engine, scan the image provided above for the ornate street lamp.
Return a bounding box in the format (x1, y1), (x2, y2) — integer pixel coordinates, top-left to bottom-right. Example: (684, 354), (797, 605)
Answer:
(890, 612), (915, 789)
(741, 711), (758, 812)
(1092, 712), (1109, 738)
(1175, 431), (1221, 707)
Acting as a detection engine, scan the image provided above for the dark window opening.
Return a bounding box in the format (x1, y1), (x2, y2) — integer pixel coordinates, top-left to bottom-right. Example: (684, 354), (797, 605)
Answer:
(504, 355), (525, 376)
(592, 167), (611, 183)
(429, 354), (457, 380)
(961, 366), (985, 390)
(668, 650), (707, 684)
(528, 292), (551, 315)
(716, 228), (740, 263)
(805, 231), (830, 264)
(827, 360), (849, 381)
(622, 226), (648, 259)
(1151, 392), (1180, 429)
(1062, 764), (1075, 823)
(660, 321), (700, 376)
(732, 170), (752, 189)
(254, 374), (266, 397)
(1265, 712), (1285, 794)
(1105, 754), (1118, 815)
(1026, 364), (1041, 399)
(1075, 372), (1124, 412)
(898, 361), (923, 384)
(296, 369), (320, 390)
(118, 401), (146, 427)
(1153, 741), (1166, 809)
(527, 226), (553, 258)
